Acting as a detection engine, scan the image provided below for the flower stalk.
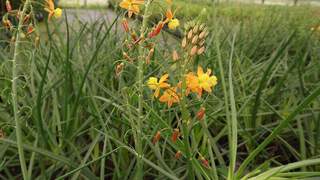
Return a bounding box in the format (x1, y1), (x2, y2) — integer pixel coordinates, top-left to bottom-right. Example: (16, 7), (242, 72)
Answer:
(136, 0), (152, 178)
(11, 0), (31, 179)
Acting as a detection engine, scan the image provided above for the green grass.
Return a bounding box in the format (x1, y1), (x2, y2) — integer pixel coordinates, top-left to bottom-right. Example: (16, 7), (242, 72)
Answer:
(0, 1), (320, 179)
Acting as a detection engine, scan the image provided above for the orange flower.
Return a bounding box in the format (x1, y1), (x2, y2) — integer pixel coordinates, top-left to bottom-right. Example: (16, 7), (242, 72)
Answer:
(119, 0), (144, 18)
(186, 66), (217, 97)
(44, 0), (62, 20)
(147, 74), (170, 98)
(165, 9), (179, 30)
(159, 87), (179, 107)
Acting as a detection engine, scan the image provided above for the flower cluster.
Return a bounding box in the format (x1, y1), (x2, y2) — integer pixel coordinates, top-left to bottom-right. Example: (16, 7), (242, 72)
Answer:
(147, 67), (217, 107)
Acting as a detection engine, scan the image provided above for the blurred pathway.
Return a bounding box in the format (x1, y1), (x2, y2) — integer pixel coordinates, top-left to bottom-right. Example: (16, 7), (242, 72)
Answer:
(65, 8), (117, 24)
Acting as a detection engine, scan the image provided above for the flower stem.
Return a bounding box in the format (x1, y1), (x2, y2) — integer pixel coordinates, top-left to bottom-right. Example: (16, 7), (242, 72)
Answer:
(136, 0), (152, 178)
(11, 0), (31, 180)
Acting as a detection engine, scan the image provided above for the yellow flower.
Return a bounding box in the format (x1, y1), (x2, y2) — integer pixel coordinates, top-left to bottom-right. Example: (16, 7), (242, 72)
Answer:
(147, 74), (170, 98)
(165, 9), (179, 30)
(168, 19), (180, 30)
(186, 66), (217, 97)
(44, 0), (62, 20)
(159, 87), (179, 107)
(54, 8), (62, 18)
(119, 0), (144, 18)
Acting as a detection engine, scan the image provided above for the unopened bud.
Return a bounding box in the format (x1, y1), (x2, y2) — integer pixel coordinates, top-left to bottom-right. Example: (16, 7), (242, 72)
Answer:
(199, 31), (206, 39)
(187, 30), (193, 39)
(121, 18), (129, 33)
(190, 46), (198, 56)
(27, 24), (35, 35)
(175, 151), (182, 159)
(181, 37), (187, 48)
(6, 0), (12, 12)
(115, 63), (124, 77)
(171, 128), (180, 143)
(146, 48), (154, 64)
(200, 157), (209, 168)
(197, 46), (205, 55)
(152, 131), (161, 144)
(193, 25), (199, 34)
(172, 50), (179, 61)
(191, 35), (198, 44)
(196, 107), (205, 120)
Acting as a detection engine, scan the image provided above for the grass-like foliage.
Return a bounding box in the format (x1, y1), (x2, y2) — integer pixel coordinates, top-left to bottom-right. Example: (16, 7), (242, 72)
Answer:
(0, 0), (320, 179)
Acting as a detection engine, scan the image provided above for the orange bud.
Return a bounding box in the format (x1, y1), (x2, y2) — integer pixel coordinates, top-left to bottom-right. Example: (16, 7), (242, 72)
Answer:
(196, 107), (205, 120)
(148, 21), (165, 38)
(6, 0), (12, 12)
(191, 35), (198, 44)
(3, 19), (12, 30)
(23, 14), (31, 24)
(187, 30), (193, 39)
(175, 151), (182, 159)
(190, 46), (198, 56)
(200, 157), (209, 168)
(121, 18), (130, 33)
(181, 37), (187, 48)
(197, 46), (205, 55)
(146, 48), (154, 64)
(199, 31), (206, 39)
(171, 128), (180, 143)
(172, 50), (179, 61)
(152, 131), (161, 144)
(27, 24), (35, 35)
(115, 63), (124, 77)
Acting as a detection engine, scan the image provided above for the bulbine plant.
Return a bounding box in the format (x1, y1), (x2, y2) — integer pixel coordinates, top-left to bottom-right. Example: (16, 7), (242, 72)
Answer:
(118, 0), (218, 178)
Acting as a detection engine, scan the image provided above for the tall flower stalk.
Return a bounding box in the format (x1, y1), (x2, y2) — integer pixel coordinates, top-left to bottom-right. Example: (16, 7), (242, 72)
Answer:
(136, 0), (152, 178)
(11, 1), (31, 179)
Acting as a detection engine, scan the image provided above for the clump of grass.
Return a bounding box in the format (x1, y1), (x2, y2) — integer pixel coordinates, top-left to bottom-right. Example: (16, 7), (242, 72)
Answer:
(0, 0), (320, 179)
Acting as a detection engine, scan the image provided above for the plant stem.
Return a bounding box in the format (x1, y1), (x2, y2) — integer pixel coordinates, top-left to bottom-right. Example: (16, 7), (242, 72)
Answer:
(136, 1), (152, 178)
(11, 0), (31, 179)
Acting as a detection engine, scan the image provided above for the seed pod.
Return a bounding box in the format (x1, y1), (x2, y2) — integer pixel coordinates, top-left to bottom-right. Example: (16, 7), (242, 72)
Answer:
(171, 128), (180, 143)
(187, 30), (193, 39)
(152, 131), (161, 144)
(196, 107), (205, 120)
(192, 35), (198, 44)
(190, 46), (198, 56)
(175, 151), (182, 159)
(181, 37), (187, 48)
(197, 47), (205, 55)
(172, 50), (179, 61)
(115, 63), (124, 77)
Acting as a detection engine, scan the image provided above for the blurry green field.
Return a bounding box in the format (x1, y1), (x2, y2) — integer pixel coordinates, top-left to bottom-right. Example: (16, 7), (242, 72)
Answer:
(0, 1), (320, 179)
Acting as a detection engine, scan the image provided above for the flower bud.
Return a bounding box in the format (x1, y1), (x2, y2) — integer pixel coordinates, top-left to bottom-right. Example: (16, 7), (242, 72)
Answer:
(115, 63), (124, 77)
(146, 48), (154, 64)
(187, 30), (193, 39)
(152, 131), (161, 144)
(199, 31), (206, 39)
(197, 46), (205, 55)
(196, 107), (205, 120)
(121, 18), (130, 33)
(6, 0), (12, 12)
(190, 46), (198, 56)
(181, 37), (187, 48)
(171, 128), (180, 143)
(193, 25), (199, 34)
(192, 35), (198, 44)
(172, 50), (179, 61)
(175, 151), (182, 159)
(200, 156), (209, 168)
(27, 24), (35, 35)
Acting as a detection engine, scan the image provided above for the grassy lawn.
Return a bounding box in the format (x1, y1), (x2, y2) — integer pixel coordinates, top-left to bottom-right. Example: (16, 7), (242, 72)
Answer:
(0, 0), (320, 179)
